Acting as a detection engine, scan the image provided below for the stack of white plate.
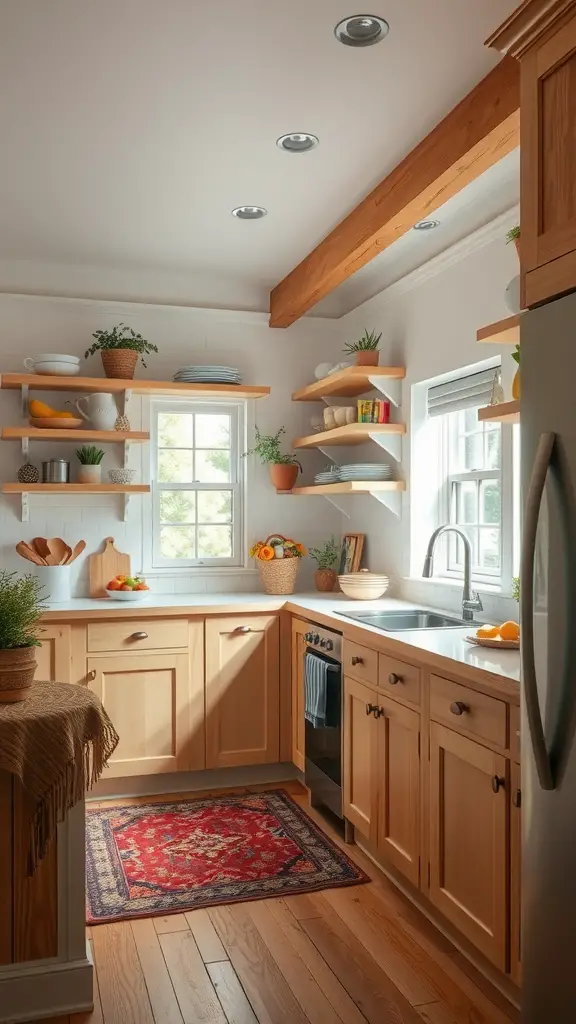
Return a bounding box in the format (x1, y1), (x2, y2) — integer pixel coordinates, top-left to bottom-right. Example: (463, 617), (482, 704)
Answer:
(338, 569), (390, 600)
(173, 365), (242, 385)
(314, 468), (340, 484)
(338, 463), (392, 481)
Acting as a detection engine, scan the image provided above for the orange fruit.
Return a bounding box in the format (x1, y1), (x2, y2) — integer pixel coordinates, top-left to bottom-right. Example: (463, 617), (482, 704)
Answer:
(476, 624), (499, 639)
(499, 620), (520, 641)
(107, 579), (121, 591)
(135, 583), (149, 591)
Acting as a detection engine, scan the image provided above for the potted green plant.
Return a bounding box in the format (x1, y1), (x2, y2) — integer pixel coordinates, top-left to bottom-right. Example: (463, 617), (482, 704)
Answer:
(507, 225), (520, 260)
(310, 536), (340, 592)
(343, 328), (382, 367)
(242, 427), (303, 492)
(76, 445), (105, 484)
(0, 571), (45, 703)
(85, 323), (158, 380)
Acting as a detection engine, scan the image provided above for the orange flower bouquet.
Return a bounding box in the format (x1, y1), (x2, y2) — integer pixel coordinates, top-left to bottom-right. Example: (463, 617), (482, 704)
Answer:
(250, 534), (306, 595)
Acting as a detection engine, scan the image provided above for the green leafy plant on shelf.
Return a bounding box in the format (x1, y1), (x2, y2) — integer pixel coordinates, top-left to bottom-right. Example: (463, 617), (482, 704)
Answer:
(512, 577), (520, 602)
(506, 226), (520, 245)
(76, 446), (105, 465)
(0, 571), (45, 650)
(343, 328), (382, 354)
(242, 427), (302, 493)
(309, 536), (340, 570)
(85, 323), (158, 367)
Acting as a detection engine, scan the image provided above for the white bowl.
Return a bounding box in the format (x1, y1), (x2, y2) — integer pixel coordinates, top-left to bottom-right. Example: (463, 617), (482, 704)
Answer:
(105, 589), (149, 602)
(338, 569), (389, 600)
(33, 361), (80, 376)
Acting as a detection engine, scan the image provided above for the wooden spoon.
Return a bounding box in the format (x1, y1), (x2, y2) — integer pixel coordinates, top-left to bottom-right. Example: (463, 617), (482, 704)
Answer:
(66, 540), (86, 564)
(60, 542), (73, 565)
(32, 537), (52, 562)
(46, 538), (68, 566)
(16, 541), (45, 565)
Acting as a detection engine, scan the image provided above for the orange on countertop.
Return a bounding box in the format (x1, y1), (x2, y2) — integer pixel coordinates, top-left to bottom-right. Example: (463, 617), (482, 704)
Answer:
(499, 620), (520, 641)
(476, 624), (500, 639)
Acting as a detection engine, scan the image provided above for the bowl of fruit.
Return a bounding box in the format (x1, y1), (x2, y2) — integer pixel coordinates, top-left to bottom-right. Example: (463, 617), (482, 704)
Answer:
(467, 621), (520, 649)
(105, 575), (151, 601)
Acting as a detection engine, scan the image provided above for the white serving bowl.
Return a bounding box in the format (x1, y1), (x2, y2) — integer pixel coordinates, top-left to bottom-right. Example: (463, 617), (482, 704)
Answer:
(34, 361), (80, 376)
(338, 570), (389, 600)
(105, 589), (149, 602)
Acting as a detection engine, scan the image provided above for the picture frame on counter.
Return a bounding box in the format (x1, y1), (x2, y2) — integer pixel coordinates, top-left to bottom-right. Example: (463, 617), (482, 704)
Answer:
(339, 533), (365, 575)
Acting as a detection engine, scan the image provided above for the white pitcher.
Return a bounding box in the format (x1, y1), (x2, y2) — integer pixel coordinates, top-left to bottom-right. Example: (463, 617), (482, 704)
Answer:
(75, 393), (118, 430)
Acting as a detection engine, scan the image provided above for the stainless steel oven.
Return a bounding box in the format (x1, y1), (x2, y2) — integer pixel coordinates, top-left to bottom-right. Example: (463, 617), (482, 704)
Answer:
(303, 624), (352, 840)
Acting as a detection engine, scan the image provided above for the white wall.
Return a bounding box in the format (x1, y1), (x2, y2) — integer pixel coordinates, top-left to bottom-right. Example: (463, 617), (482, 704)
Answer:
(338, 212), (520, 621)
(0, 295), (345, 595)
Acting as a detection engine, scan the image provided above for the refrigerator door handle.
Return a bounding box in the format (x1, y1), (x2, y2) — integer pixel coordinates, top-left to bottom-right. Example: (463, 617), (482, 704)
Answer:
(521, 431), (555, 791)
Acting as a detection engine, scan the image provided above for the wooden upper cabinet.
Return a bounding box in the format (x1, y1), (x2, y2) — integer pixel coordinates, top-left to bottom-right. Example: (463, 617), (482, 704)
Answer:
(488, 0), (576, 307)
(429, 722), (508, 970)
(205, 615), (280, 769)
(376, 694), (420, 886)
(291, 619), (308, 772)
(35, 624), (72, 683)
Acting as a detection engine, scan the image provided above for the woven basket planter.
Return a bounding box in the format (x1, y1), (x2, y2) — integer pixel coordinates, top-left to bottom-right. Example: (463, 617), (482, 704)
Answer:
(257, 557), (300, 595)
(101, 349), (139, 380)
(0, 646), (36, 703)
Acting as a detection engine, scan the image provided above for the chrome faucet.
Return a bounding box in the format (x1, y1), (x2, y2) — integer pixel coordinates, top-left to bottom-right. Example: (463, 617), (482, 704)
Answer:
(422, 525), (483, 623)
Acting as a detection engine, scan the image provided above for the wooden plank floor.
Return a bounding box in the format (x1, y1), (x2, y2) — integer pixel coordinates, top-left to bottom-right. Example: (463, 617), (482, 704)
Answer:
(34, 783), (519, 1024)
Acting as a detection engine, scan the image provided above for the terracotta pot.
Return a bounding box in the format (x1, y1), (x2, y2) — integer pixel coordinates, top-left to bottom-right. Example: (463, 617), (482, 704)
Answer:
(355, 350), (379, 366)
(512, 368), (521, 400)
(101, 349), (139, 380)
(269, 463), (299, 492)
(0, 645), (36, 703)
(315, 568), (337, 592)
(514, 237), (520, 261)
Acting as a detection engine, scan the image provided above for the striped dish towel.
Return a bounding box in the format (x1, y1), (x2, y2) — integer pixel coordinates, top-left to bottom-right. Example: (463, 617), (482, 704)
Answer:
(305, 653), (328, 727)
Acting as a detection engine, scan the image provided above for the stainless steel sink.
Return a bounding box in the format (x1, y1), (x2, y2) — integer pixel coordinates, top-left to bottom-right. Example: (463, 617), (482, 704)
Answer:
(338, 608), (480, 631)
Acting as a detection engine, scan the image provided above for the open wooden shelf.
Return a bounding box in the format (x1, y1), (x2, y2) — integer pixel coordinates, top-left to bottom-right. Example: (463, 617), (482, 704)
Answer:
(292, 480), (405, 496)
(292, 366), (405, 402)
(478, 400), (520, 424)
(2, 483), (150, 494)
(476, 314), (521, 345)
(0, 373), (270, 400)
(1, 427), (149, 443)
(294, 422), (405, 449)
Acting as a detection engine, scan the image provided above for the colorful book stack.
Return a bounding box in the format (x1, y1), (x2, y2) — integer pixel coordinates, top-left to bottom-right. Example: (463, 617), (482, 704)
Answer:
(357, 399), (390, 423)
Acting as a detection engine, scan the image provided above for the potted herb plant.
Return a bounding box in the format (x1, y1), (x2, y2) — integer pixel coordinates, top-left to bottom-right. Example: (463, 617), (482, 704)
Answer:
(507, 225), (520, 260)
(85, 322), (158, 380)
(0, 571), (45, 702)
(76, 445), (105, 484)
(243, 427), (303, 492)
(343, 328), (382, 367)
(310, 536), (340, 592)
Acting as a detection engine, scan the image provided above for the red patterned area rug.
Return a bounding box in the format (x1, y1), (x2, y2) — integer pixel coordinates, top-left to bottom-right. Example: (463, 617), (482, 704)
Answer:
(86, 789), (368, 924)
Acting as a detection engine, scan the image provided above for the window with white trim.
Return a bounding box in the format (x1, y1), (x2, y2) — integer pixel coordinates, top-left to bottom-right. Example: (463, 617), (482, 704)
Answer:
(151, 400), (245, 568)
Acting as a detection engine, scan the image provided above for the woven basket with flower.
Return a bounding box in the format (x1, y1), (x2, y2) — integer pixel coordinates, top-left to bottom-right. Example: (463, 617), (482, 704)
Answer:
(250, 535), (306, 595)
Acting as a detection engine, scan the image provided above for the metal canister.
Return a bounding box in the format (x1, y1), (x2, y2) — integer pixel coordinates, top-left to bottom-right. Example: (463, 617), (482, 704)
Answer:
(42, 459), (70, 483)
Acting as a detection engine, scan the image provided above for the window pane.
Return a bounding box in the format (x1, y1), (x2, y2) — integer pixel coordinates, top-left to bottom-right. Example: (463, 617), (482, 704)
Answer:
(481, 480), (500, 525)
(159, 491), (196, 524)
(464, 408), (478, 433)
(196, 449), (231, 482)
(158, 413), (193, 449)
(197, 490), (232, 523)
(198, 525), (232, 558)
(485, 427), (501, 469)
(458, 481), (477, 524)
(195, 414), (230, 449)
(479, 528), (500, 571)
(160, 525), (195, 559)
(158, 448), (194, 483)
(464, 433), (483, 471)
(448, 527), (477, 569)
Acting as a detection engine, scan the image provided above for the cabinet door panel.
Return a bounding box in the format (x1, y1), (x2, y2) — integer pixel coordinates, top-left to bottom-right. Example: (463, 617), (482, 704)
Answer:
(377, 695), (420, 886)
(510, 761), (522, 985)
(88, 651), (194, 777)
(291, 619), (307, 771)
(35, 624), (72, 683)
(205, 615), (279, 769)
(343, 676), (377, 840)
(429, 723), (508, 969)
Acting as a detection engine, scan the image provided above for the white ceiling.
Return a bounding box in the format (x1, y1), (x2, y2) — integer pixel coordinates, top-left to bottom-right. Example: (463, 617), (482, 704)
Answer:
(0, 0), (519, 314)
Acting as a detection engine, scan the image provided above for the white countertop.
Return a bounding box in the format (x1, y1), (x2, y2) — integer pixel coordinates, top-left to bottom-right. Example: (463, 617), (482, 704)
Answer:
(42, 590), (520, 685)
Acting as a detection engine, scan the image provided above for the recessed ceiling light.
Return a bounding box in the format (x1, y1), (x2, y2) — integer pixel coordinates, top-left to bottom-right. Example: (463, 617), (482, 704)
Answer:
(231, 206), (267, 220)
(413, 219), (440, 231)
(277, 133), (319, 153)
(334, 15), (390, 47)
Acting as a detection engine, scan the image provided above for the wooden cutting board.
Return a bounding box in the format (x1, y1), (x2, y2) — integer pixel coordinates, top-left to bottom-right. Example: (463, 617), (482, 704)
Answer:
(89, 537), (131, 598)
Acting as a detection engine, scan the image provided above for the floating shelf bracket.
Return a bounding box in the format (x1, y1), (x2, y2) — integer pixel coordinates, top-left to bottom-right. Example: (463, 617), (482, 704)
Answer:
(123, 440), (131, 470)
(122, 388), (132, 418)
(368, 374), (402, 408)
(369, 430), (402, 462)
(20, 436), (29, 459)
(123, 493), (131, 522)
(21, 384), (29, 418)
(323, 495), (352, 519)
(370, 488), (402, 518)
(20, 492), (29, 523)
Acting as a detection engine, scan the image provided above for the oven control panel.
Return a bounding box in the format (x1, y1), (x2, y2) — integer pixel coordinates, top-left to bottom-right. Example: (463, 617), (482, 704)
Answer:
(304, 626), (342, 662)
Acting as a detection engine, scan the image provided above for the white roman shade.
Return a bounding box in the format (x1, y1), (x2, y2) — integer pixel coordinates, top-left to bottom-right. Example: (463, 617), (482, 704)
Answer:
(427, 367), (497, 418)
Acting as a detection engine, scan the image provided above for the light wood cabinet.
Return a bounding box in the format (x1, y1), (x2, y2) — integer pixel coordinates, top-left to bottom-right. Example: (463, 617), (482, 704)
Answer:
(291, 619), (308, 771)
(429, 722), (508, 970)
(343, 676), (378, 840)
(205, 615), (280, 769)
(510, 760), (522, 984)
(376, 694), (420, 886)
(35, 624), (72, 683)
(489, 0), (576, 307)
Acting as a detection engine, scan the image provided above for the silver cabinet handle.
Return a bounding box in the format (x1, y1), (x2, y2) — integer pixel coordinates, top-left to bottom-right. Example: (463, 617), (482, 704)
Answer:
(130, 631), (148, 640)
(233, 625), (252, 634)
(521, 431), (555, 791)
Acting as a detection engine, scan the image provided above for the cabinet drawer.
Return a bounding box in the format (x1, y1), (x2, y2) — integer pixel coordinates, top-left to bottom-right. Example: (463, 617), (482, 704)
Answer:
(510, 704), (520, 762)
(430, 675), (507, 749)
(343, 641), (378, 687)
(378, 654), (420, 706)
(87, 617), (189, 653)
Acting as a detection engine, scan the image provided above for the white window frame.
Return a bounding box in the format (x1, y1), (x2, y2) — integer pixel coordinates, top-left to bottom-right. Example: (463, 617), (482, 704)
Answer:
(148, 398), (246, 570)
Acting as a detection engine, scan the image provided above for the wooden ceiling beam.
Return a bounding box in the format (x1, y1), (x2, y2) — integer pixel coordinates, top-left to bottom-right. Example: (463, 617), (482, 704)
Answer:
(269, 56), (520, 328)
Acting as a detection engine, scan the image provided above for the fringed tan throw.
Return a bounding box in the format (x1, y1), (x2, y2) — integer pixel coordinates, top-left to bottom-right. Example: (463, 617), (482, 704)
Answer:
(0, 680), (119, 872)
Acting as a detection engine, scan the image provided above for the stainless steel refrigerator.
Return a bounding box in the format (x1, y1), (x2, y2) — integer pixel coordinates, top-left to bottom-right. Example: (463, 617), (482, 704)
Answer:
(521, 292), (576, 1021)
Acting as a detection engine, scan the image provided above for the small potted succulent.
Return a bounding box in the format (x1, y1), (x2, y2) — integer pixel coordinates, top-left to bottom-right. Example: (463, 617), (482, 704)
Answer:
(85, 322), (158, 380)
(242, 427), (302, 492)
(310, 536), (340, 592)
(76, 445), (105, 484)
(344, 328), (382, 366)
(0, 571), (45, 702)
(507, 225), (520, 260)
